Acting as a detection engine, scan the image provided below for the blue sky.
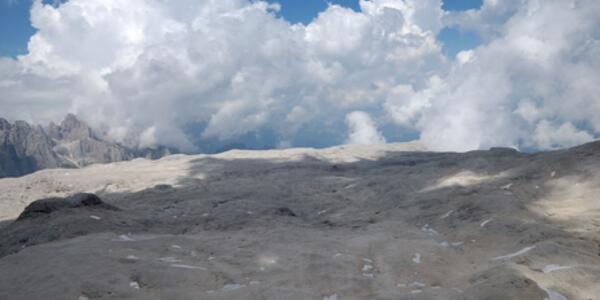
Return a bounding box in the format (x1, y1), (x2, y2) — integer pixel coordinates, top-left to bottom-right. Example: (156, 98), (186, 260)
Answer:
(1, 0), (482, 58)
(0, 0), (36, 57)
(264, 0), (483, 24)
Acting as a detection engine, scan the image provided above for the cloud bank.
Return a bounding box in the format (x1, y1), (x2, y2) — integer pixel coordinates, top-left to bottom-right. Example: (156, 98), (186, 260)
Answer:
(345, 111), (386, 145)
(0, 0), (599, 151)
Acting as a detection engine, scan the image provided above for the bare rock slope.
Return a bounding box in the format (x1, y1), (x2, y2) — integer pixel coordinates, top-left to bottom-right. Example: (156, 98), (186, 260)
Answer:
(0, 141), (599, 300)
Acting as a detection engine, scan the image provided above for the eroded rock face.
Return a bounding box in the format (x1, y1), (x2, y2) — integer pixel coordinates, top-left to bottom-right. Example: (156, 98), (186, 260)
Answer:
(0, 118), (67, 178)
(0, 115), (174, 178)
(54, 113), (94, 142)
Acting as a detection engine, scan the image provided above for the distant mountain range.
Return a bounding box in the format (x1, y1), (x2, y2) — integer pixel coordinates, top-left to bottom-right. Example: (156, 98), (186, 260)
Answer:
(0, 114), (174, 178)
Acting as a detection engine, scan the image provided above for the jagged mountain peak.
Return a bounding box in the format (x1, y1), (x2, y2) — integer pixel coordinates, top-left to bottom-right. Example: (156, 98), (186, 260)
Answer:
(46, 113), (95, 141)
(0, 118), (11, 130)
(0, 115), (174, 178)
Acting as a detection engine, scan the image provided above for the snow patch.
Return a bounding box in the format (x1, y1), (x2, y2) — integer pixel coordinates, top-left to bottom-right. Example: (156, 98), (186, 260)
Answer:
(542, 264), (573, 273)
(170, 264), (207, 270)
(130, 281), (140, 289)
(421, 224), (439, 235)
(492, 246), (536, 260)
(159, 257), (182, 263)
(410, 281), (426, 288)
(323, 293), (339, 300)
(113, 234), (135, 242)
(361, 257), (375, 277)
(440, 210), (454, 219)
(344, 183), (357, 189)
(480, 219), (493, 227)
(440, 241), (464, 247)
(542, 287), (567, 300)
(413, 253), (421, 264)
(222, 283), (245, 291)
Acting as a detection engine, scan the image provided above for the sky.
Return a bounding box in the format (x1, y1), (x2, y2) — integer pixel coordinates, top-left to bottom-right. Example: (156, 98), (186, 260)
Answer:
(0, 0), (36, 57)
(0, 0), (598, 153)
(1, 0), (482, 57)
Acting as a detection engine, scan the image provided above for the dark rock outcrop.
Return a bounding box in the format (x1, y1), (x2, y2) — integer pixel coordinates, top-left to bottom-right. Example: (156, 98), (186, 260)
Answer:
(17, 193), (118, 221)
(275, 207), (297, 217)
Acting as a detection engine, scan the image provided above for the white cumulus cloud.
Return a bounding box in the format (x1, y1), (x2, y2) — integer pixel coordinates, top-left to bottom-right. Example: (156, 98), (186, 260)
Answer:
(345, 111), (386, 145)
(0, 0), (444, 151)
(0, 0), (598, 152)
(417, 0), (600, 151)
